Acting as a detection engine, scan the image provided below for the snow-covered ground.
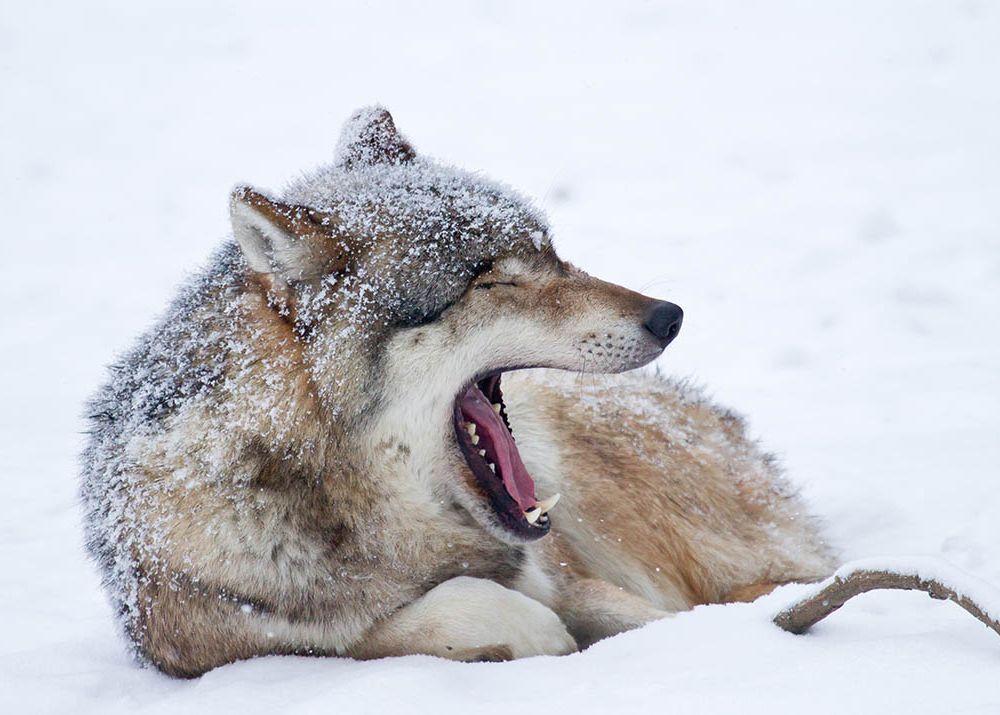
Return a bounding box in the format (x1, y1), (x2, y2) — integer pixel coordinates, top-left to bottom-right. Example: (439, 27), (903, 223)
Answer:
(2, 1), (998, 712)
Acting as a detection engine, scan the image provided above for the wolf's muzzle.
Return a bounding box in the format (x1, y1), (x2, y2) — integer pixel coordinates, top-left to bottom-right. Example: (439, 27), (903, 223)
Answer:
(643, 301), (684, 347)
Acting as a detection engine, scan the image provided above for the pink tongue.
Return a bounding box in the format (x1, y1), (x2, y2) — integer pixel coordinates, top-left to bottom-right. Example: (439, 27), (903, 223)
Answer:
(460, 385), (536, 511)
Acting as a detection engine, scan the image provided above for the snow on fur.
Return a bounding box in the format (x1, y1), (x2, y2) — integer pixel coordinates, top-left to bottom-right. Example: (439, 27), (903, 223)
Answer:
(79, 108), (553, 659)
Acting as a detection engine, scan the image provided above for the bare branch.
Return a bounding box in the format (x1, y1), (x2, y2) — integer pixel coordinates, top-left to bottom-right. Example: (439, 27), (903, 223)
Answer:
(774, 568), (1000, 639)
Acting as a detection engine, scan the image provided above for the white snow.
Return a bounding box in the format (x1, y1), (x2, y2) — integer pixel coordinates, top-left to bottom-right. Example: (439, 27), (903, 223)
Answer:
(1, 1), (999, 713)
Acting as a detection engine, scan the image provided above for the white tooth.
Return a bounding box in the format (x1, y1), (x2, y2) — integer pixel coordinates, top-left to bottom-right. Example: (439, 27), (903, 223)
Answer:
(534, 493), (561, 513)
(478, 449), (486, 457)
(471, 434), (479, 445)
(466, 423), (476, 437)
(524, 507), (541, 524)
(488, 463), (496, 473)
(492, 403), (502, 414)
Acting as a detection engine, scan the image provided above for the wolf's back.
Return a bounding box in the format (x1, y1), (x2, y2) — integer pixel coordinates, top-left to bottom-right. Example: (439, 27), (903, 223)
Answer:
(79, 242), (242, 654)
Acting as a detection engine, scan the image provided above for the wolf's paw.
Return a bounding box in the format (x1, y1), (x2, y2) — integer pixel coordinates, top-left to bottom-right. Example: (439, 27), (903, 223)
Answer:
(450, 644), (515, 662)
(407, 576), (577, 659)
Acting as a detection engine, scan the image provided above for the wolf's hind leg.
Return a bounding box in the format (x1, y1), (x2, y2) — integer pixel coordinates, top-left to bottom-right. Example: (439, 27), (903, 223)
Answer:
(348, 576), (576, 661)
(554, 577), (671, 649)
(721, 581), (786, 603)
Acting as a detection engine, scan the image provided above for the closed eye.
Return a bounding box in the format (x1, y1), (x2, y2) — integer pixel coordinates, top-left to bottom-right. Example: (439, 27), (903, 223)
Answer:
(474, 281), (518, 290)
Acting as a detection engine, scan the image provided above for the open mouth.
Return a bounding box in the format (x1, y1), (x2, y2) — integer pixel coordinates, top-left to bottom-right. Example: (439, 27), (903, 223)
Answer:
(453, 373), (560, 540)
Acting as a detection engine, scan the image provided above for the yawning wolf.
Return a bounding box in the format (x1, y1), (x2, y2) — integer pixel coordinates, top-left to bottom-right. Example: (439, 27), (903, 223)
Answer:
(81, 107), (833, 677)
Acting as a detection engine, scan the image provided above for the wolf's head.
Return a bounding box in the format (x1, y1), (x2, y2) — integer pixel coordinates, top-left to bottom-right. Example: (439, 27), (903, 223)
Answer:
(230, 107), (682, 544)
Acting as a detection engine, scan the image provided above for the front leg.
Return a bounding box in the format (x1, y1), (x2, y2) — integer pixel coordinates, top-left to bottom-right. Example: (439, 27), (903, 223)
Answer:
(349, 576), (577, 661)
(554, 577), (670, 649)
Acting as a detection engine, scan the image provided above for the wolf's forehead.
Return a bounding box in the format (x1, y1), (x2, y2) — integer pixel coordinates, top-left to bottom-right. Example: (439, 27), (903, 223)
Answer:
(283, 158), (550, 260)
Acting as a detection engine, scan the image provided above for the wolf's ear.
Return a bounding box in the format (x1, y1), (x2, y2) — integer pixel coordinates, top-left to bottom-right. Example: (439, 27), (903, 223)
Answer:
(335, 106), (416, 169)
(230, 186), (350, 281)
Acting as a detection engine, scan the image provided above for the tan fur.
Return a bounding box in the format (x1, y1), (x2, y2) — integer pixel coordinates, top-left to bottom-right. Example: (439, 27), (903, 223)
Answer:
(83, 108), (834, 677)
(498, 370), (831, 648)
(518, 371), (830, 602)
(121, 277), (830, 676)
(722, 582), (785, 603)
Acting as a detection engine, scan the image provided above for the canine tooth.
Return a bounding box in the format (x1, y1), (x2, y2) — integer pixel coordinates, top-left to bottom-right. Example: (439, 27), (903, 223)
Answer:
(492, 403), (502, 414)
(471, 434), (479, 445)
(534, 493), (561, 513)
(466, 423), (476, 437)
(488, 463), (496, 473)
(524, 507), (542, 525)
(478, 449), (486, 457)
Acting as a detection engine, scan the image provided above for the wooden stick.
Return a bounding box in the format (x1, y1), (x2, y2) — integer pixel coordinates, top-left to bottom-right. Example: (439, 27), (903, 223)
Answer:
(774, 568), (1000, 638)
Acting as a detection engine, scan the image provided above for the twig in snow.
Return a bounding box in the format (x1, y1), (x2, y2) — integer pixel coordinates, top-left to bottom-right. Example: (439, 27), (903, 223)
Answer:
(774, 566), (1000, 639)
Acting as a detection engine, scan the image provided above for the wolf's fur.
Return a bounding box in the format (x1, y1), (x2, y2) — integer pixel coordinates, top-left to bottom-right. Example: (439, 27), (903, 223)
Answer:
(81, 107), (833, 677)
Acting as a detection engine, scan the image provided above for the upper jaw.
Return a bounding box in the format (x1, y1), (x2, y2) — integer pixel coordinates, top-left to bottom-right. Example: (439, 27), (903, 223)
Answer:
(575, 329), (671, 375)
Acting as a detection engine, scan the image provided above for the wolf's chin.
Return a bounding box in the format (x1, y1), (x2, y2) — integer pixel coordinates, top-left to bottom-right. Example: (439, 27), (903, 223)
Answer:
(453, 370), (560, 541)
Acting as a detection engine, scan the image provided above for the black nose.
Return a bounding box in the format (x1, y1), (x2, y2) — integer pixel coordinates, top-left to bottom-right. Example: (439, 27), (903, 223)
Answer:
(643, 301), (683, 346)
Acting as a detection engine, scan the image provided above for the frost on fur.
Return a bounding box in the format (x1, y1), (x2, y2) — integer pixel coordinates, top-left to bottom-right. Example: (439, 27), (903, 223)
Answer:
(79, 108), (557, 663)
(79, 106), (833, 675)
(334, 105), (416, 169)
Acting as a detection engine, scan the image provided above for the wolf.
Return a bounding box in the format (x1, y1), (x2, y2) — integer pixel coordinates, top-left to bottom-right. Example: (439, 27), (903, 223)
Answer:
(81, 107), (833, 677)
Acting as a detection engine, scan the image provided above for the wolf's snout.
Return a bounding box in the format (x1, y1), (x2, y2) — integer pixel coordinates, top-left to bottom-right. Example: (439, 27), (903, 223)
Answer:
(643, 301), (684, 347)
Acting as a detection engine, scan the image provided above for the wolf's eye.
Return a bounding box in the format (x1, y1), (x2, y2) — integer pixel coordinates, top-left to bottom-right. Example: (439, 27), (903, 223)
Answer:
(398, 300), (454, 328)
(474, 281), (518, 290)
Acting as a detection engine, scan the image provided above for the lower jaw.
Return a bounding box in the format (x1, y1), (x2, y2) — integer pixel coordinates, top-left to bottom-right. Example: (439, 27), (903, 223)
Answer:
(453, 400), (551, 542)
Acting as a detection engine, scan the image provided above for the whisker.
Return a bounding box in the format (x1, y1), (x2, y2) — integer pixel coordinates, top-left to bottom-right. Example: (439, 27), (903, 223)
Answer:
(636, 276), (675, 294)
